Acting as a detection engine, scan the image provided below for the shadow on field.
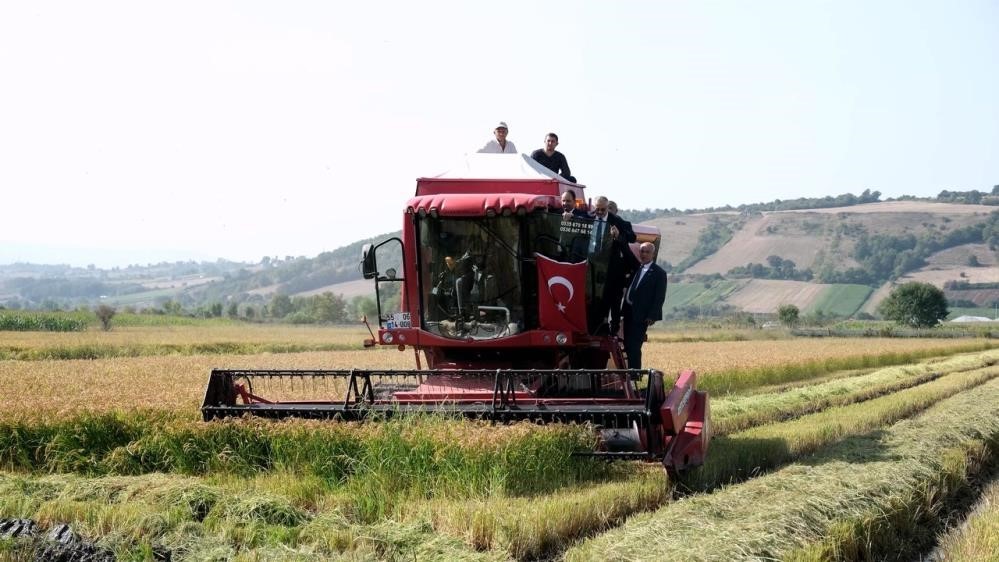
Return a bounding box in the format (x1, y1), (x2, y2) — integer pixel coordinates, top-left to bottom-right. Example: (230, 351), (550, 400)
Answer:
(678, 428), (900, 493)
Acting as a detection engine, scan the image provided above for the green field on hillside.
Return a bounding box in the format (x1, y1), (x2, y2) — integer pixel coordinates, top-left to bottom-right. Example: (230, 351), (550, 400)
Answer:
(664, 280), (744, 313)
(946, 307), (999, 321)
(805, 284), (873, 317)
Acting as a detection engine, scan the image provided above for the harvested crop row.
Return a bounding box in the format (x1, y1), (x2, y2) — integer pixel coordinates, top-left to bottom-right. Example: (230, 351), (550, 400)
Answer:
(711, 349), (999, 435)
(694, 364), (999, 490)
(564, 376), (999, 561)
(689, 339), (995, 395)
(929, 476), (999, 562)
(413, 468), (668, 561)
(369, 362), (999, 561)
(0, 472), (499, 561)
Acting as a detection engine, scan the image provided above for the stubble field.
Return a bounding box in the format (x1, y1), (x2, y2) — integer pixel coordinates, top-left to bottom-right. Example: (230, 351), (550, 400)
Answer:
(1, 324), (998, 561)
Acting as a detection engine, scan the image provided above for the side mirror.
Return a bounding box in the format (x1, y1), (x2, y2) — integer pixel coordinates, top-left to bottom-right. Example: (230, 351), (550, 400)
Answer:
(361, 244), (377, 279)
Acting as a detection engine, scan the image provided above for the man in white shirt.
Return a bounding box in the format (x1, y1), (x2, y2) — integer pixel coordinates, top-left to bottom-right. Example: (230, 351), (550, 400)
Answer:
(477, 121), (517, 153)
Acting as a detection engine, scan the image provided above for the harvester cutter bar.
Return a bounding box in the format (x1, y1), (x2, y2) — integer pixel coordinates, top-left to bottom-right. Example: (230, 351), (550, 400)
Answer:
(202, 368), (659, 429)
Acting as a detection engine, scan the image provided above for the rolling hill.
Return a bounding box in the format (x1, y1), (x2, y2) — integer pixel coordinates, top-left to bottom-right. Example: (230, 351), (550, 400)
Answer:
(3, 195), (998, 320)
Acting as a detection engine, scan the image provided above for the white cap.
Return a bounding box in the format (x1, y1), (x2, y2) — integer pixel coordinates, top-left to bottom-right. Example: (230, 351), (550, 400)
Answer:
(495, 121), (509, 130)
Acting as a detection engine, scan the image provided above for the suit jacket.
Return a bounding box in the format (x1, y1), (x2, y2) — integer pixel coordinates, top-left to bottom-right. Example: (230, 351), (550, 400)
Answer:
(607, 213), (636, 244)
(624, 262), (667, 323)
(603, 214), (639, 280)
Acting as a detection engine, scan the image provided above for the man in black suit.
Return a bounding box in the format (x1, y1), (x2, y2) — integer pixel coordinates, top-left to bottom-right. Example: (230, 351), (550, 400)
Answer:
(588, 196), (639, 334)
(622, 242), (667, 369)
(556, 189), (590, 219)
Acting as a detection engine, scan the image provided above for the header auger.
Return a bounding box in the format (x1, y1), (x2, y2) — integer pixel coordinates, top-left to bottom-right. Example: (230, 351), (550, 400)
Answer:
(201, 153), (710, 472)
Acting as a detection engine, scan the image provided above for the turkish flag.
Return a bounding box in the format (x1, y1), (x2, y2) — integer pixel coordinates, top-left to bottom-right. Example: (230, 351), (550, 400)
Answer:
(535, 253), (588, 333)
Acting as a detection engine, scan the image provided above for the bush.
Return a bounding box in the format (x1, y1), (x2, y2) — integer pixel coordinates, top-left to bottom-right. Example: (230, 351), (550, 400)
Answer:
(94, 304), (116, 331)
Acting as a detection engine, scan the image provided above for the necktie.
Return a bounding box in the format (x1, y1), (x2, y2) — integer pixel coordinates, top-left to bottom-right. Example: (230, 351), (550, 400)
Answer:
(627, 266), (646, 304)
(591, 219), (604, 252)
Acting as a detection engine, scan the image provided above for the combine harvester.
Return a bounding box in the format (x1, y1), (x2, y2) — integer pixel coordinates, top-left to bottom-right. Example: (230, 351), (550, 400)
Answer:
(202, 154), (710, 471)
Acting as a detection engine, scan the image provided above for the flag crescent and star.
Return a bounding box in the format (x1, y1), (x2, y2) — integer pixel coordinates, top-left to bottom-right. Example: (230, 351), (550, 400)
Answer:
(535, 253), (588, 332)
(547, 276), (574, 312)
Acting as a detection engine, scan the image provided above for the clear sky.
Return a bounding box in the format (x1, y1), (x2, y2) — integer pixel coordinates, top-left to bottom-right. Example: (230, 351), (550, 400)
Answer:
(1, 1), (997, 267)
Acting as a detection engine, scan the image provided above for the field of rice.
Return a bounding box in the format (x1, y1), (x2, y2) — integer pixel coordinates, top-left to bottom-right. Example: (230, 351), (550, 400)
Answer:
(1, 324), (997, 561)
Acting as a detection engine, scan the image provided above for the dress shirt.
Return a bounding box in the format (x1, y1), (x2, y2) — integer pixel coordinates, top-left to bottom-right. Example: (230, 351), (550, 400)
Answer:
(627, 263), (652, 303)
(477, 139), (518, 153)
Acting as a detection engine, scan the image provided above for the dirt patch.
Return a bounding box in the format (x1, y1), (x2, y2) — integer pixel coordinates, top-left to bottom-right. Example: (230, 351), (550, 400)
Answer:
(901, 267), (999, 287)
(723, 279), (829, 313)
(685, 215), (834, 274)
(861, 282), (894, 315)
(944, 288), (999, 306)
(296, 278), (373, 299)
(0, 519), (117, 562)
(643, 214), (721, 266)
(925, 243), (998, 267)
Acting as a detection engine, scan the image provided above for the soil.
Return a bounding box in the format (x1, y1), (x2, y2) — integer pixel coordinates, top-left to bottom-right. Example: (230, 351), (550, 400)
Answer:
(0, 519), (117, 562)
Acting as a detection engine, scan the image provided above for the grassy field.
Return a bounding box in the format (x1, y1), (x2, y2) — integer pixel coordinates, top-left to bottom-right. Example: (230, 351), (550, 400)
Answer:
(804, 283), (873, 317)
(662, 280), (743, 314)
(1, 324), (998, 560)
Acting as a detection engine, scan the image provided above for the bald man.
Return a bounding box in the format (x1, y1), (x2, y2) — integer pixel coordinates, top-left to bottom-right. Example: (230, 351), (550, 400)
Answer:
(621, 242), (667, 369)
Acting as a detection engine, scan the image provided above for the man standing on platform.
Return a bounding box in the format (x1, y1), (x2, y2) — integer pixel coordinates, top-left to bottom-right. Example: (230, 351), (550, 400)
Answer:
(622, 242), (667, 369)
(531, 132), (575, 182)
(477, 121), (517, 153)
(588, 196), (638, 334)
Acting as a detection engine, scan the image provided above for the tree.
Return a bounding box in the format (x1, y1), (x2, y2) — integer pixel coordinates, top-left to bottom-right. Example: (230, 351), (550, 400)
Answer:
(226, 302), (239, 318)
(94, 304), (116, 331)
(777, 304), (799, 328)
(269, 294), (293, 318)
(877, 282), (948, 328)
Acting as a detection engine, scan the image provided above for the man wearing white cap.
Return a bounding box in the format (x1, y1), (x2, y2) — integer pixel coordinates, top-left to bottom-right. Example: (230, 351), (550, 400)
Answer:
(477, 121), (518, 153)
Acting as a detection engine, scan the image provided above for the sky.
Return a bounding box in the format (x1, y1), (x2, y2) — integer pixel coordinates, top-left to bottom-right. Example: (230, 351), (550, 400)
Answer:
(1, 1), (997, 268)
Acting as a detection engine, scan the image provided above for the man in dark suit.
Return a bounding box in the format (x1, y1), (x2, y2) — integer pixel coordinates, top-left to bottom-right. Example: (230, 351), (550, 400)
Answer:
(588, 196), (639, 334)
(556, 189), (590, 219)
(622, 242), (667, 369)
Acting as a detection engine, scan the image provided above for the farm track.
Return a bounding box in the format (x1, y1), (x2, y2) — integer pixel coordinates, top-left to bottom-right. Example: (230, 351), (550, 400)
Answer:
(2, 335), (999, 560)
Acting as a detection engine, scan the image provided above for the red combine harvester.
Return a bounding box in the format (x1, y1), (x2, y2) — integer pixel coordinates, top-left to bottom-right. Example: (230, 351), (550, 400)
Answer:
(202, 154), (710, 471)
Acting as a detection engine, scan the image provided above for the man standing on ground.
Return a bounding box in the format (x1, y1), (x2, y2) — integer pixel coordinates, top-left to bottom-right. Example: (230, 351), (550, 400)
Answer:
(622, 242), (666, 369)
(477, 122), (517, 153)
(531, 133), (575, 182)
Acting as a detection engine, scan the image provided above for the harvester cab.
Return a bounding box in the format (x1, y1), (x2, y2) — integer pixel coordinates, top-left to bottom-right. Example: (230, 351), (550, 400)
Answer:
(203, 153), (710, 472)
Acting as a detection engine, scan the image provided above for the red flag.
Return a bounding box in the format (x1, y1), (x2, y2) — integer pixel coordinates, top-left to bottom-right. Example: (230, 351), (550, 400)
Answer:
(535, 253), (588, 333)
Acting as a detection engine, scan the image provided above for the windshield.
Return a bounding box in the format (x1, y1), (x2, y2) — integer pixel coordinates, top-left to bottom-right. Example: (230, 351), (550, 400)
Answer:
(417, 211), (616, 340)
(418, 216), (523, 339)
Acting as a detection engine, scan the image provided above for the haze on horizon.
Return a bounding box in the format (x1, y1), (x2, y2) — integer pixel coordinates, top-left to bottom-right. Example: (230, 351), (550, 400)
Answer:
(1, 1), (997, 269)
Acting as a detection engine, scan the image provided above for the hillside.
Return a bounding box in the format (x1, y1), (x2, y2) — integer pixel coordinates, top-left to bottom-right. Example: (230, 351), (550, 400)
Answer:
(683, 201), (994, 275)
(3, 196), (998, 321)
